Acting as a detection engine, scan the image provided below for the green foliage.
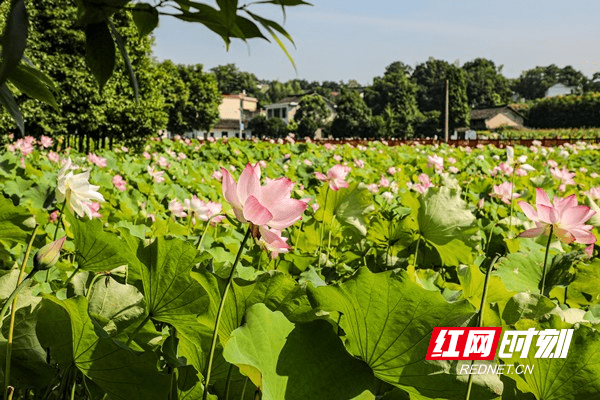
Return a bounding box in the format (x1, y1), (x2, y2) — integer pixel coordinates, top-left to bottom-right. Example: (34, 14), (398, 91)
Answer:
(511, 64), (588, 100)
(462, 58), (512, 108)
(413, 58), (470, 131)
(249, 115), (288, 138)
(330, 88), (372, 139)
(294, 94), (331, 138)
(160, 62), (220, 136)
(364, 63), (419, 137)
(528, 93), (600, 128)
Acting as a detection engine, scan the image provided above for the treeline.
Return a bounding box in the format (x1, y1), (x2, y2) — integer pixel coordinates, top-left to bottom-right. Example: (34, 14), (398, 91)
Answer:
(4, 0), (600, 144)
(234, 60), (600, 139)
(0, 0), (223, 151)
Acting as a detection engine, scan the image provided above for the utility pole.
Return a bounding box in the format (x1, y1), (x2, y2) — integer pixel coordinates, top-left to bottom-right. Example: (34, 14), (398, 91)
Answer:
(444, 80), (449, 143)
(240, 90), (245, 139)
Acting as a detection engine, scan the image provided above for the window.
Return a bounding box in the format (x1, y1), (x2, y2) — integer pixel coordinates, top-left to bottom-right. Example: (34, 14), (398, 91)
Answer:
(222, 132), (228, 138)
(267, 109), (273, 118)
(274, 109), (281, 118)
(282, 108), (287, 118)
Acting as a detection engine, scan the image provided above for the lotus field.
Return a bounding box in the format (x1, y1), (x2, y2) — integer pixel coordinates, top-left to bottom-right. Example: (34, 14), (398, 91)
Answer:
(1, 134), (600, 400)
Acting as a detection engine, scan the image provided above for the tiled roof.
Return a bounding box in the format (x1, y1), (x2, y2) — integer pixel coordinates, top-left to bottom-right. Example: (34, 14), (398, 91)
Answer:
(471, 105), (525, 121)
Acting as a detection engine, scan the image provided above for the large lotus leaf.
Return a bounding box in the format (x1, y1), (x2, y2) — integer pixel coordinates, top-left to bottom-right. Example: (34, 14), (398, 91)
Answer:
(223, 304), (378, 400)
(315, 182), (375, 236)
(0, 305), (55, 389)
(495, 240), (575, 295)
(137, 237), (209, 327)
(66, 211), (140, 276)
(502, 324), (600, 400)
(36, 296), (170, 400)
(418, 186), (475, 246)
(457, 264), (516, 327)
(0, 196), (31, 243)
(194, 270), (314, 343)
(308, 267), (502, 400)
(560, 258), (600, 307)
(502, 293), (558, 326)
(87, 276), (146, 335)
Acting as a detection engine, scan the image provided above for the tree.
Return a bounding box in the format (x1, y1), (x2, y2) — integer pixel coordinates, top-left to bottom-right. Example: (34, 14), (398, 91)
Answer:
(249, 115), (287, 138)
(364, 61), (420, 137)
(412, 57), (470, 131)
(294, 95), (331, 139)
(0, 0), (168, 149)
(510, 64), (588, 100)
(161, 62), (220, 136)
(462, 58), (513, 108)
(211, 64), (259, 96)
(330, 88), (372, 138)
(0, 0), (308, 135)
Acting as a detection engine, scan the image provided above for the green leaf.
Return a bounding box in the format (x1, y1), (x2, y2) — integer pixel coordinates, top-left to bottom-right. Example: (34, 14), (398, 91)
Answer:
(84, 21), (115, 93)
(315, 182), (375, 236)
(418, 186), (475, 245)
(8, 63), (59, 109)
(66, 211), (140, 275)
(223, 304), (378, 400)
(503, 325), (600, 400)
(502, 292), (557, 325)
(138, 237), (209, 327)
(0, 196), (31, 243)
(0, 0), (28, 87)
(107, 18), (139, 101)
(0, 83), (24, 134)
(0, 305), (55, 389)
(37, 296), (171, 400)
(87, 276), (146, 335)
(194, 270), (314, 342)
(308, 267), (502, 399)
(131, 3), (159, 37)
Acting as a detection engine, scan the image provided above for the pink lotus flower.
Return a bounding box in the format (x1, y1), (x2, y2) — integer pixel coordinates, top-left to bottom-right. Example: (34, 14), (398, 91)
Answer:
(367, 183), (379, 194)
(304, 159), (313, 166)
(143, 152), (151, 160)
(427, 155), (444, 172)
(88, 153), (107, 168)
(547, 159), (558, 168)
(147, 166), (165, 183)
(184, 196), (224, 225)
(221, 162), (307, 234)
(518, 188), (596, 244)
(49, 210), (59, 223)
(259, 227), (290, 258)
(112, 175), (127, 192)
(448, 166), (459, 174)
(490, 182), (520, 205)
(315, 165), (351, 191)
(387, 166), (397, 175)
(333, 154), (342, 162)
(86, 202), (102, 219)
(551, 167), (576, 191)
(212, 170), (223, 181)
(414, 173), (434, 194)
(169, 199), (187, 218)
(379, 175), (390, 187)
(40, 135), (53, 148)
(584, 187), (600, 200)
(47, 151), (60, 163)
(354, 159), (364, 168)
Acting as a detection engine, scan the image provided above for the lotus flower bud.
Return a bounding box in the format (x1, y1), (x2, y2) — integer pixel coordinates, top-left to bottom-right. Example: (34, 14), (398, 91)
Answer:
(34, 236), (67, 270)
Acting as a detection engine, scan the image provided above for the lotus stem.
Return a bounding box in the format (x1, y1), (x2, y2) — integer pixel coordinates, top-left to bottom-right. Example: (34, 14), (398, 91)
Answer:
(465, 254), (500, 400)
(4, 224), (39, 400)
(541, 225), (554, 296)
(202, 226), (252, 400)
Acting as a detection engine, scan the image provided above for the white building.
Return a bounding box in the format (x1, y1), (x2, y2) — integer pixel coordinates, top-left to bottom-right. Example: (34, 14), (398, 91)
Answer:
(190, 93), (260, 139)
(545, 83), (574, 98)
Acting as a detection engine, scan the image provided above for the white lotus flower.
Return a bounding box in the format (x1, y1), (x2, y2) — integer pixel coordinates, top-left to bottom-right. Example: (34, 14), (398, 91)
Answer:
(56, 157), (105, 219)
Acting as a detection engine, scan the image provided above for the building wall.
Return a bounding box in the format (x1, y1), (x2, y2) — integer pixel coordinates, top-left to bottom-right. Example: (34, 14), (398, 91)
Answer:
(486, 113), (522, 129)
(546, 84), (573, 98)
(219, 96), (257, 120)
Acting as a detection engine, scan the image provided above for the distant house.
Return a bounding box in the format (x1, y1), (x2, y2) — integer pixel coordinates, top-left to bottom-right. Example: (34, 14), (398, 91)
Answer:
(192, 93), (259, 139)
(264, 92), (337, 126)
(545, 83), (574, 98)
(470, 105), (526, 130)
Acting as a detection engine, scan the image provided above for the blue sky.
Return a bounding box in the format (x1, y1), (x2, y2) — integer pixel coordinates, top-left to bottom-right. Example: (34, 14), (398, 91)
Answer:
(153, 1), (600, 85)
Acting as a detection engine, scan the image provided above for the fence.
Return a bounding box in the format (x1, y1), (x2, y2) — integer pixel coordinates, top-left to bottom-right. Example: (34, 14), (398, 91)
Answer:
(307, 137), (600, 147)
